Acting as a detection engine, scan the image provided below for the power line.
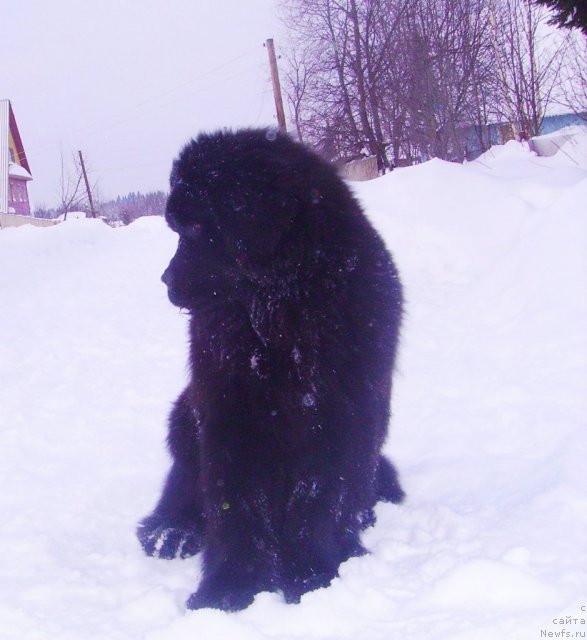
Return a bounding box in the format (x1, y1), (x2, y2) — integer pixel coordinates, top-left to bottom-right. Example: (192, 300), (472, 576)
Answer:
(25, 45), (262, 158)
(74, 48), (262, 139)
(77, 60), (266, 142)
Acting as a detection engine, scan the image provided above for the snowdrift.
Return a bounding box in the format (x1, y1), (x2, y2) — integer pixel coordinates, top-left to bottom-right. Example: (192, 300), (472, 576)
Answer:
(1, 137), (586, 640)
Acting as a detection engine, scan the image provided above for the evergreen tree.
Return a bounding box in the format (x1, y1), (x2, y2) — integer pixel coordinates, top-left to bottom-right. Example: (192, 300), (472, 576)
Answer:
(533, 0), (587, 35)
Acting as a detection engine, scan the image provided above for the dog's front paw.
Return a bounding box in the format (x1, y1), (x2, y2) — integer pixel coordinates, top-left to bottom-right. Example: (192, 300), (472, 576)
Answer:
(186, 580), (257, 612)
(377, 456), (406, 504)
(137, 514), (203, 559)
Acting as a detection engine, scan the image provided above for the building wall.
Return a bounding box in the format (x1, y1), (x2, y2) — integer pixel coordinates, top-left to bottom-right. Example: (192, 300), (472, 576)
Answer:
(541, 113), (587, 135)
(0, 100), (8, 213)
(0, 212), (59, 229)
(8, 176), (31, 215)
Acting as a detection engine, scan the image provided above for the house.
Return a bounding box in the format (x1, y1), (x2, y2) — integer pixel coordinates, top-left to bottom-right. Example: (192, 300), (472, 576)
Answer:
(0, 100), (58, 229)
(1, 99), (33, 217)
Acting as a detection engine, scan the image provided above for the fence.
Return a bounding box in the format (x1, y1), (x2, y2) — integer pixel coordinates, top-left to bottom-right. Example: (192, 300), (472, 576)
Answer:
(338, 156), (379, 181)
(0, 213), (60, 229)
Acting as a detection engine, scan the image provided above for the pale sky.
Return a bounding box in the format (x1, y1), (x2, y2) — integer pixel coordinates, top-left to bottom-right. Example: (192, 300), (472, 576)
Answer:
(2, 0), (285, 208)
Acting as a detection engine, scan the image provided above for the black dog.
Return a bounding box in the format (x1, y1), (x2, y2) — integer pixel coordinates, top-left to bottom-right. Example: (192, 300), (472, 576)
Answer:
(137, 128), (404, 611)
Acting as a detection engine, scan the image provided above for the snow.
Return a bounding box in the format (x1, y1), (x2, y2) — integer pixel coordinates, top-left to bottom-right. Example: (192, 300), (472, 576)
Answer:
(530, 125), (587, 161)
(56, 211), (88, 221)
(1, 136), (586, 639)
(8, 161), (32, 180)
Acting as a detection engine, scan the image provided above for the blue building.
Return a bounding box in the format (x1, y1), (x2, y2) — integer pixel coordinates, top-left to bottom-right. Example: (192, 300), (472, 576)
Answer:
(463, 112), (587, 160)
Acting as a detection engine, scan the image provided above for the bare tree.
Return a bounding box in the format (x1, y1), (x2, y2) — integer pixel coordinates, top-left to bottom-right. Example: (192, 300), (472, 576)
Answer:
(281, 0), (497, 164)
(489, 0), (571, 138)
(58, 150), (99, 218)
(281, 0), (412, 166)
(281, 0), (577, 168)
(558, 32), (587, 118)
(59, 150), (85, 217)
(282, 46), (319, 143)
(401, 0), (496, 161)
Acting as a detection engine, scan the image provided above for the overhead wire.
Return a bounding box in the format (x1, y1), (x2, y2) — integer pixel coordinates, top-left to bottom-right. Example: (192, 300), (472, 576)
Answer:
(25, 44), (263, 159)
(75, 47), (263, 140)
(88, 60), (268, 144)
(24, 42), (282, 201)
(92, 61), (270, 176)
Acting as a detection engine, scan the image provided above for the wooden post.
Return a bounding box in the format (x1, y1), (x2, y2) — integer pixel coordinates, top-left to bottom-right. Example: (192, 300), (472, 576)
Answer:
(265, 38), (287, 132)
(78, 150), (96, 218)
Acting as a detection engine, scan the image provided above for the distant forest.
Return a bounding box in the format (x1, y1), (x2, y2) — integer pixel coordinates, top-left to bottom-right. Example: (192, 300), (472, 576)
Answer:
(34, 191), (167, 225)
(100, 191), (167, 224)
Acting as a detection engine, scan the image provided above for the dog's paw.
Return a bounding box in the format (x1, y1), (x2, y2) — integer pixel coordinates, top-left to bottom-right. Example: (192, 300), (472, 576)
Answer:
(358, 506), (376, 529)
(282, 569), (337, 604)
(186, 577), (257, 612)
(137, 515), (203, 559)
(377, 456), (406, 504)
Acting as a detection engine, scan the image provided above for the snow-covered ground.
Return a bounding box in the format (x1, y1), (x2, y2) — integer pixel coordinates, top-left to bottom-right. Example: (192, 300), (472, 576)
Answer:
(1, 131), (586, 640)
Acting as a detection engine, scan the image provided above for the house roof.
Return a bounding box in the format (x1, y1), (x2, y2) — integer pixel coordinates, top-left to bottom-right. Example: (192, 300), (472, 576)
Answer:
(3, 100), (31, 174)
(9, 161), (32, 180)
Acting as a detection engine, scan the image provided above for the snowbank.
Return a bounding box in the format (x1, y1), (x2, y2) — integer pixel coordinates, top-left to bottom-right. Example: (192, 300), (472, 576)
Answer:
(0, 136), (586, 640)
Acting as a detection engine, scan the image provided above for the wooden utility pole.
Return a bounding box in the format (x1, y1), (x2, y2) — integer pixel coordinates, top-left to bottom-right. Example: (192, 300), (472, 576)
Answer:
(265, 38), (287, 132)
(78, 150), (96, 218)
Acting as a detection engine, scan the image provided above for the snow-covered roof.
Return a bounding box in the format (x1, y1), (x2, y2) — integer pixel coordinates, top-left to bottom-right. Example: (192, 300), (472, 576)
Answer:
(8, 161), (32, 180)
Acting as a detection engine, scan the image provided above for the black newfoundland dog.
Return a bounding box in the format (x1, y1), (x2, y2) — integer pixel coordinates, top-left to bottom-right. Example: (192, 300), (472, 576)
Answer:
(137, 128), (404, 611)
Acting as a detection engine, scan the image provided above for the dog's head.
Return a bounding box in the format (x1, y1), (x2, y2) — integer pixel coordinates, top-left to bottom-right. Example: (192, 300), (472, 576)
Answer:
(162, 128), (333, 309)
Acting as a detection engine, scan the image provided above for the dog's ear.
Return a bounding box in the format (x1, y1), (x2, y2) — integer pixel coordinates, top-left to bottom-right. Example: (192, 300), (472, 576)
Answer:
(213, 135), (319, 262)
(170, 129), (312, 263)
(215, 186), (298, 262)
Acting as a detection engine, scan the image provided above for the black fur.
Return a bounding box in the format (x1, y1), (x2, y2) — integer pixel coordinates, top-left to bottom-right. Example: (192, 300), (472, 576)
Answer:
(137, 128), (404, 611)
